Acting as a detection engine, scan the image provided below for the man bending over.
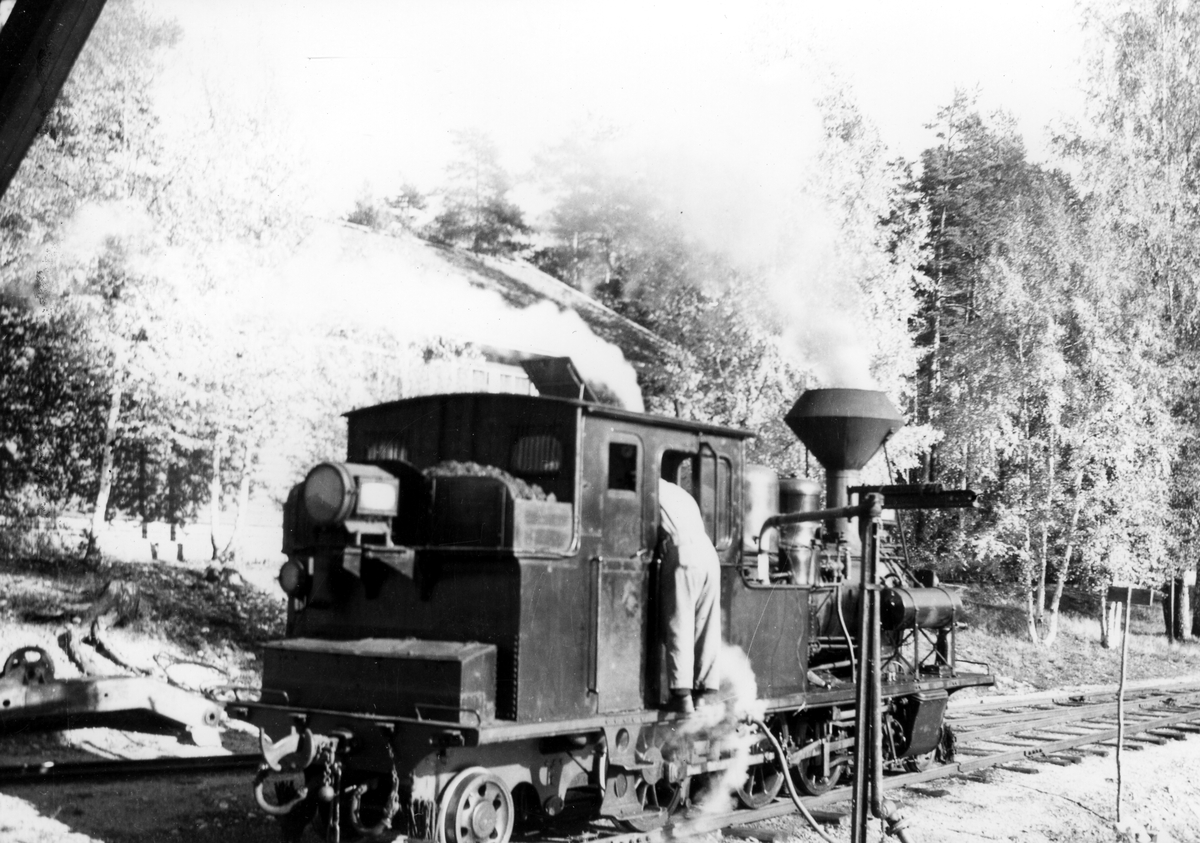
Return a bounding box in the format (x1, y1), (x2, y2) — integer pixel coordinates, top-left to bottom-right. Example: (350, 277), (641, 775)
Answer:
(658, 477), (722, 714)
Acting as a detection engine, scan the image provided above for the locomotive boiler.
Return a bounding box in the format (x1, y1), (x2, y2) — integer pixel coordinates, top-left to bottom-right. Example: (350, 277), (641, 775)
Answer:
(235, 375), (992, 841)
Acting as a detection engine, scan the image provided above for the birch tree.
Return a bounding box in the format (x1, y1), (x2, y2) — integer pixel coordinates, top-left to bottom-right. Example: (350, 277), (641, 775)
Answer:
(1073, 0), (1200, 624)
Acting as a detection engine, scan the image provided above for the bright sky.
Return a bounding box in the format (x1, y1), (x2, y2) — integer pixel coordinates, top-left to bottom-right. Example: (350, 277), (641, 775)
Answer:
(153, 0), (1090, 218)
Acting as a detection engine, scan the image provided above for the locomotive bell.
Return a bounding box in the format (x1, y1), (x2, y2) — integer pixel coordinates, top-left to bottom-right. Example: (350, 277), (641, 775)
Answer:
(784, 388), (904, 544)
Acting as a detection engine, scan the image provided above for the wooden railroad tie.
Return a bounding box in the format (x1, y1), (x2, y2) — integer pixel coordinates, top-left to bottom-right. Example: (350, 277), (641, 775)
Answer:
(1147, 729), (1189, 741)
(1127, 734), (1168, 746)
(806, 810), (847, 827)
(995, 764), (1040, 775)
(1099, 740), (1145, 751)
(1068, 746), (1111, 757)
(1033, 754), (1083, 766)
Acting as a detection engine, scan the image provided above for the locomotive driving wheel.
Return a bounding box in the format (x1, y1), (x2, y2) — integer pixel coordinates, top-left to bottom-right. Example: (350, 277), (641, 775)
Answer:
(613, 730), (692, 832)
(438, 767), (515, 843)
(737, 762), (784, 808)
(793, 721), (846, 796)
(736, 718), (784, 808)
(616, 774), (690, 832)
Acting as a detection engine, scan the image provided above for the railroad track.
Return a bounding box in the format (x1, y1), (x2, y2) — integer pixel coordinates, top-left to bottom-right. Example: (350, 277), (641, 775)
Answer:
(4, 681), (1199, 839)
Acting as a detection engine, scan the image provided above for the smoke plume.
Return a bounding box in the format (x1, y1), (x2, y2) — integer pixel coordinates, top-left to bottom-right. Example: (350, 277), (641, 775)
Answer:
(257, 221), (646, 411)
(678, 642), (769, 816)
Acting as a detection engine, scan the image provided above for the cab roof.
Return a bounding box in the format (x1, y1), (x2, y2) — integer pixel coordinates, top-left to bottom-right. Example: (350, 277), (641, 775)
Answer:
(344, 392), (756, 440)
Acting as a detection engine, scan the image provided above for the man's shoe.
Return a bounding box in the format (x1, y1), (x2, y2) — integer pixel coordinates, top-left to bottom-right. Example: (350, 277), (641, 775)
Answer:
(667, 688), (695, 714)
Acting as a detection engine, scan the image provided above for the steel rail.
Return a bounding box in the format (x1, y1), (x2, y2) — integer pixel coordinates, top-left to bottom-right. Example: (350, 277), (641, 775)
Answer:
(0, 752), (261, 785)
(950, 697), (1200, 739)
(948, 678), (1200, 713)
(947, 686), (1200, 727)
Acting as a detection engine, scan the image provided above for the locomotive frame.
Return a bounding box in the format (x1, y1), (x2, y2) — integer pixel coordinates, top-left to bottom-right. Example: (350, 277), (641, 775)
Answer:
(236, 386), (992, 841)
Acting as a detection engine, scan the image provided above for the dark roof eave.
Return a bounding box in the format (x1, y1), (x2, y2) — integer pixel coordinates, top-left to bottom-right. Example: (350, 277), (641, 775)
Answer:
(343, 392), (756, 440)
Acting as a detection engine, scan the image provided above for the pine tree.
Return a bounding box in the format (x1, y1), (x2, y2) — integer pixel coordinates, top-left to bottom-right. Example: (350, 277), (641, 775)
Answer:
(429, 130), (529, 256)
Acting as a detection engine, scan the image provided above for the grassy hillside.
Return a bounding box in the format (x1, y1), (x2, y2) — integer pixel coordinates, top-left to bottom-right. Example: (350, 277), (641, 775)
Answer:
(956, 584), (1200, 694)
(1, 557), (1198, 698)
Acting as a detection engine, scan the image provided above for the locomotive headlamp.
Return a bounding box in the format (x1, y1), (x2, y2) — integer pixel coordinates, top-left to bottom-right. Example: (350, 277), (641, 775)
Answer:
(304, 463), (355, 525)
(278, 559), (309, 597)
(303, 461), (400, 526)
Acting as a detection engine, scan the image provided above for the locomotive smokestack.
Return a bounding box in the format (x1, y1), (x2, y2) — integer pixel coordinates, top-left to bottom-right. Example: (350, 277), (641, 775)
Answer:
(784, 388), (904, 544)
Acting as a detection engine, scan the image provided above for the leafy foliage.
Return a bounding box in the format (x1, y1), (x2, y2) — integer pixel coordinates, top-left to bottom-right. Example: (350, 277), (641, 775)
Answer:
(0, 304), (107, 509)
(427, 130), (530, 255)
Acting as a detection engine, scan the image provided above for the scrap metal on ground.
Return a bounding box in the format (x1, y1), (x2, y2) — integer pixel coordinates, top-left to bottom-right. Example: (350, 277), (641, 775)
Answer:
(0, 645), (224, 746)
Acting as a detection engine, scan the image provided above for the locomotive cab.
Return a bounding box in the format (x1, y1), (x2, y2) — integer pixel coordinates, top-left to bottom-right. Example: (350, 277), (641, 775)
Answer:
(264, 392), (755, 724)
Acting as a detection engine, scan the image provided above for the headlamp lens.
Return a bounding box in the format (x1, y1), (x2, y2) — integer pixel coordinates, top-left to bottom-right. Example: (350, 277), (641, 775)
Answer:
(304, 463), (353, 525)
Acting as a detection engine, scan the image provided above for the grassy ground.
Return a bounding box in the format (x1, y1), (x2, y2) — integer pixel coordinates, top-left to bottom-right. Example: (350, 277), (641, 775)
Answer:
(956, 584), (1200, 694)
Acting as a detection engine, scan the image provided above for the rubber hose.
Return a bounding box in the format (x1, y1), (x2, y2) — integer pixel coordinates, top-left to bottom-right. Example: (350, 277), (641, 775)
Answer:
(752, 719), (840, 843)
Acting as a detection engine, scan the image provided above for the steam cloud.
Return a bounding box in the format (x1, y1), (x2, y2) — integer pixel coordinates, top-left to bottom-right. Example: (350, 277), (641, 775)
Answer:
(678, 642), (769, 816)
(768, 200), (877, 390)
(622, 103), (886, 391)
(250, 222), (646, 411)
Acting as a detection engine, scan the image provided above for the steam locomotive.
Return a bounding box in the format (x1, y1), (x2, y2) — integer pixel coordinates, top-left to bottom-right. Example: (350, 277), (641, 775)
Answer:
(234, 365), (992, 841)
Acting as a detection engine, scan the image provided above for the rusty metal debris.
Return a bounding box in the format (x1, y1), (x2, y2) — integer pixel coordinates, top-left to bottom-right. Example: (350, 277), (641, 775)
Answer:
(0, 645), (224, 745)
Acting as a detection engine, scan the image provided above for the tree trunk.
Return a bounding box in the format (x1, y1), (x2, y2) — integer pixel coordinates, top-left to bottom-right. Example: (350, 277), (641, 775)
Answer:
(1180, 579), (1192, 641)
(1024, 583), (1040, 645)
(87, 351), (125, 561)
(1043, 470), (1083, 649)
(221, 441), (253, 562)
(1035, 524), (1048, 626)
(1042, 560), (1070, 649)
(1036, 435), (1057, 626)
(1020, 377), (1039, 641)
(1192, 566), (1200, 639)
(209, 432), (222, 562)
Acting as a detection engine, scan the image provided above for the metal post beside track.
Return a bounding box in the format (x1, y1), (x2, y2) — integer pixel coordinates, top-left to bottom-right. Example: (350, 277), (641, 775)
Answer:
(851, 494), (892, 843)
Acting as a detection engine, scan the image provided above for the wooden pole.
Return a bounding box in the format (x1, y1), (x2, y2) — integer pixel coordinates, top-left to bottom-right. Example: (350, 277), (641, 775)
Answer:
(1116, 586), (1131, 823)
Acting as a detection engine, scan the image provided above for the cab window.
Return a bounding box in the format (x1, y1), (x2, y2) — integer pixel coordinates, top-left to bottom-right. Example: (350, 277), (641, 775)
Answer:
(608, 442), (639, 492)
(660, 448), (733, 550)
